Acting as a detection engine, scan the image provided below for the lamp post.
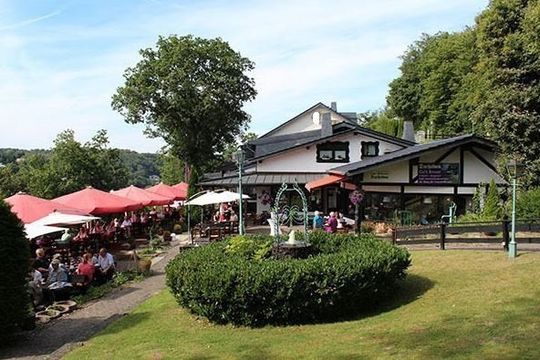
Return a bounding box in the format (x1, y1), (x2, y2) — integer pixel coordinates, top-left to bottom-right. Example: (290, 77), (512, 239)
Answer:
(506, 159), (523, 258)
(235, 148), (245, 235)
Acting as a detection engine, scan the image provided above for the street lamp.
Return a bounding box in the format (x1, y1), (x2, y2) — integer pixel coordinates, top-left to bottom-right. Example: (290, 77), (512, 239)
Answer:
(506, 159), (524, 258)
(234, 148), (245, 235)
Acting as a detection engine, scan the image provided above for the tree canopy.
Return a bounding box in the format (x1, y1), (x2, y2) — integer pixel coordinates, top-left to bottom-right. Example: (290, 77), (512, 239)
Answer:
(112, 35), (257, 173)
(386, 0), (540, 185)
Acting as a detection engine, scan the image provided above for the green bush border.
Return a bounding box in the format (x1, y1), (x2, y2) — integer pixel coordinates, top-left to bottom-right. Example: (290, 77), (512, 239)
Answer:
(166, 232), (410, 326)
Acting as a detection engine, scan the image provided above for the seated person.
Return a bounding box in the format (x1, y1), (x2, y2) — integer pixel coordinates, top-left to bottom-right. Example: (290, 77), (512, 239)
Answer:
(230, 210), (239, 222)
(325, 212), (338, 233)
(96, 248), (116, 284)
(32, 248), (50, 278)
(46, 259), (72, 301)
(57, 229), (73, 245)
(76, 253), (96, 286)
(312, 211), (324, 230)
(28, 268), (43, 307)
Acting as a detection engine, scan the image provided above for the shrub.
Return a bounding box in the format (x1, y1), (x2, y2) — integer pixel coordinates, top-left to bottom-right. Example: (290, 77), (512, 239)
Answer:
(0, 200), (31, 338)
(516, 187), (540, 219)
(166, 233), (410, 326)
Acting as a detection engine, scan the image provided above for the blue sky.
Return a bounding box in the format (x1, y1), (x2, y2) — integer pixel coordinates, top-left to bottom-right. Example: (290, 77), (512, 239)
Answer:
(0, 0), (489, 153)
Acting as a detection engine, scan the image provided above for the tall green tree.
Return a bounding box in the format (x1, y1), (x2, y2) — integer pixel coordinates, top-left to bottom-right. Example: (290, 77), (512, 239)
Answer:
(112, 35), (257, 177)
(474, 0), (540, 186)
(0, 200), (31, 337)
(359, 109), (403, 138)
(387, 30), (478, 136)
(159, 151), (184, 185)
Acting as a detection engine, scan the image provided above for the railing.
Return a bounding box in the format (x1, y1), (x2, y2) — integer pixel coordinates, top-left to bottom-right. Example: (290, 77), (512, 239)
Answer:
(392, 219), (540, 250)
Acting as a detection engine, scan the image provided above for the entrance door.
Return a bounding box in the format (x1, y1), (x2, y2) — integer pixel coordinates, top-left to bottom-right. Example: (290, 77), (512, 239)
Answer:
(327, 187), (338, 211)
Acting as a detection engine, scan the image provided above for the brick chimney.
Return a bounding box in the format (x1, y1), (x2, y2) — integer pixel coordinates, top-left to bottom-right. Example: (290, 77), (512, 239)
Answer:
(321, 112), (333, 137)
(330, 101), (337, 111)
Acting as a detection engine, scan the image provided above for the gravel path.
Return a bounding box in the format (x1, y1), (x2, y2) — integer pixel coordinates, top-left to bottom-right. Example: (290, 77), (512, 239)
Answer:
(0, 237), (185, 360)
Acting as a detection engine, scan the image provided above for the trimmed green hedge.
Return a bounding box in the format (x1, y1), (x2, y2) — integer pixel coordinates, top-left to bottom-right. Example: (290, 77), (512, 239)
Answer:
(0, 200), (31, 338)
(166, 232), (410, 326)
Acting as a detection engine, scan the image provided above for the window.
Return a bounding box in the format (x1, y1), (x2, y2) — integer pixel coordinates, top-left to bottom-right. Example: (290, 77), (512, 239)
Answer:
(316, 142), (350, 163)
(361, 141), (379, 157)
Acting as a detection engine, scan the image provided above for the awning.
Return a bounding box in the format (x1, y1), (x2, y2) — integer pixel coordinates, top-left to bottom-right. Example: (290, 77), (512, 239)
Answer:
(305, 174), (356, 191)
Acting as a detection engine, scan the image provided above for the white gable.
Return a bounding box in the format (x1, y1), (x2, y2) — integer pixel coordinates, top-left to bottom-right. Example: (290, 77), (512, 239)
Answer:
(256, 132), (404, 173)
(266, 104), (351, 138)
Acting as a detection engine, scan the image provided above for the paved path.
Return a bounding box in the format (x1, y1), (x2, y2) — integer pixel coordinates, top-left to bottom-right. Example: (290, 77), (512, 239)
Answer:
(0, 238), (185, 360)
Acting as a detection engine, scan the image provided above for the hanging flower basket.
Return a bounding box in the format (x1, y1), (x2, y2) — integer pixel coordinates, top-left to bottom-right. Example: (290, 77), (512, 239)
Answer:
(349, 190), (364, 205)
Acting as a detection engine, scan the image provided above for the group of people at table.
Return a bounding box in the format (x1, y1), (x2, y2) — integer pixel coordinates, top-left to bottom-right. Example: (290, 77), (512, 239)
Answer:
(312, 211), (352, 233)
(29, 247), (116, 307)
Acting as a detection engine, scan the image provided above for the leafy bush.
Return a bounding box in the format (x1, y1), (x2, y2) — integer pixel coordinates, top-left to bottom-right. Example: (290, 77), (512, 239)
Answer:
(0, 200), (31, 338)
(516, 187), (540, 219)
(225, 235), (272, 260)
(166, 233), (410, 326)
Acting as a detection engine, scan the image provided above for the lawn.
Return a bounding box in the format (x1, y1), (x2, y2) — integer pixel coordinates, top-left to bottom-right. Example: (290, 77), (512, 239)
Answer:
(64, 250), (540, 360)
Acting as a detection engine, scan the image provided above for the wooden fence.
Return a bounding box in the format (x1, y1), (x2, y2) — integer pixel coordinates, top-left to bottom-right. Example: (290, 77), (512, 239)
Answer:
(392, 219), (540, 250)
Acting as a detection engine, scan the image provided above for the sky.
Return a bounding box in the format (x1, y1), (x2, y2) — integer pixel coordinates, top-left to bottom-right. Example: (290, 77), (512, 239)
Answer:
(0, 0), (489, 153)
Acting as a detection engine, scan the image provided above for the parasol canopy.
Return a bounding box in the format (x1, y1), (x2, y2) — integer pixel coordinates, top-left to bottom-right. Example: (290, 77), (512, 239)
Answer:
(186, 190), (250, 206)
(5, 192), (85, 224)
(111, 185), (173, 206)
(146, 182), (186, 200)
(33, 211), (100, 227)
(53, 186), (143, 215)
(24, 223), (67, 239)
(172, 182), (189, 199)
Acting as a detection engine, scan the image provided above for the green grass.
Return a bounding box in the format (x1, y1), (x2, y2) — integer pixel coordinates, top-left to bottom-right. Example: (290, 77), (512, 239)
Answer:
(64, 251), (540, 360)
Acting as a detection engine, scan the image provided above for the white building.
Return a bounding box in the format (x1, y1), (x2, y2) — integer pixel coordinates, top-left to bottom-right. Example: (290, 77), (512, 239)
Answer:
(200, 102), (506, 223)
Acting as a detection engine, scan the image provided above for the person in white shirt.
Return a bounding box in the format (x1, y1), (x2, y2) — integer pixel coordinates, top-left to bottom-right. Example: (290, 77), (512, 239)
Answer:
(96, 248), (116, 284)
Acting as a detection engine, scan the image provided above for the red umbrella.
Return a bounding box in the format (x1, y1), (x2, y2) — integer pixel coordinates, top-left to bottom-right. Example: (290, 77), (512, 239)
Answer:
(53, 186), (143, 215)
(173, 182), (189, 199)
(111, 185), (173, 207)
(5, 192), (85, 224)
(146, 182), (186, 200)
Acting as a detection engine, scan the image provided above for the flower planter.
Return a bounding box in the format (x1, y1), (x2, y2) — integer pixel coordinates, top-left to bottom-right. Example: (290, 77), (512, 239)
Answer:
(137, 258), (152, 273)
(36, 309), (61, 322)
(54, 300), (77, 312)
(47, 304), (70, 314)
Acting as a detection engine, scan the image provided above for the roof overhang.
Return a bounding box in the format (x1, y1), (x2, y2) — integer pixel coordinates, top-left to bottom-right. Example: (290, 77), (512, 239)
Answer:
(305, 174), (356, 192)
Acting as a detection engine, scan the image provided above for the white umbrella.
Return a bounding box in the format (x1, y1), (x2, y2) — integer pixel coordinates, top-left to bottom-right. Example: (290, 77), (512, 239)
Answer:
(215, 191), (250, 203)
(186, 191), (250, 206)
(33, 211), (100, 227)
(25, 223), (66, 239)
(185, 191), (220, 206)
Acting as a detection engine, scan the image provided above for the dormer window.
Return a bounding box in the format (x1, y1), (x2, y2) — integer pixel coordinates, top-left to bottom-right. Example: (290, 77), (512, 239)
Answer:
(361, 141), (379, 157)
(316, 141), (349, 163)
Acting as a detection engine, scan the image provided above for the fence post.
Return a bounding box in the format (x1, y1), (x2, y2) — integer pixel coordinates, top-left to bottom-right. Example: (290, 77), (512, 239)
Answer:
(392, 228), (397, 245)
(502, 218), (510, 251)
(440, 223), (446, 250)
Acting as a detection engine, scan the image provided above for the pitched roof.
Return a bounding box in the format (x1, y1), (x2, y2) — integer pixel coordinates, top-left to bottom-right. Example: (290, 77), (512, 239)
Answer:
(258, 102), (332, 139)
(329, 134), (498, 176)
(248, 121), (414, 162)
(199, 172), (327, 186)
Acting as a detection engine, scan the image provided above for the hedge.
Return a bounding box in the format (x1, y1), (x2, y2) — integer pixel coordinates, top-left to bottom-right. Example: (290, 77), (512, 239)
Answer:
(0, 200), (31, 338)
(166, 232), (410, 326)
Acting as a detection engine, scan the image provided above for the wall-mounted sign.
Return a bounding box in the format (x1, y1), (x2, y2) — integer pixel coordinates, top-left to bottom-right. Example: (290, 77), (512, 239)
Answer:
(418, 163), (459, 184)
(370, 171), (389, 180)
